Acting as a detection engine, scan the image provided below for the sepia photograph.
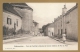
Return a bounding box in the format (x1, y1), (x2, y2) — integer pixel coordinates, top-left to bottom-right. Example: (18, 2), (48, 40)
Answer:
(3, 3), (78, 50)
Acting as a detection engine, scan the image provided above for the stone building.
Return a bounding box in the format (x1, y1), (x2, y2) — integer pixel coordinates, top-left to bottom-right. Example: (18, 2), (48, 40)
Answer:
(54, 15), (63, 38)
(3, 3), (22, 36)
(64, 4), (78, 41)
(32, 20), (39, 36)
(3, 3), (33, 36)
(42, 24), (50, 36)
(10, 3), (33, 33)
(43, 23), (54, 36)
(54, 4), (78, 41)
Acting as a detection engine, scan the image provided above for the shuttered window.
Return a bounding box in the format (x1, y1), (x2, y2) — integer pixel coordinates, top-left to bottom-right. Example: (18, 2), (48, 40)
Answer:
(7, 18), (12, 25)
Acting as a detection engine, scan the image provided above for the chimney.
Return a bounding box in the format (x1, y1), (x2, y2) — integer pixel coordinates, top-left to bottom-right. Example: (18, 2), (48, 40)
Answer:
(62, 4), (67, 15)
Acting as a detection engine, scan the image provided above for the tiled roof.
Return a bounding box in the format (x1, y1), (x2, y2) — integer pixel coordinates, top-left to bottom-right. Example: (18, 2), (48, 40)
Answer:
(3, 3), (22, 18)
(54, 4), (78, 23)
(10, 3), (28, 6)
(64, 4), (78, 16)
(10, 3), (33, 11)
(48, 23), (54, 27)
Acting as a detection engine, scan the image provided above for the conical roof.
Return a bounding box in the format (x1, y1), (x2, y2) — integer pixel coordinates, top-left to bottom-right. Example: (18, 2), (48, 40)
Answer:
(10, 3), (33, 11)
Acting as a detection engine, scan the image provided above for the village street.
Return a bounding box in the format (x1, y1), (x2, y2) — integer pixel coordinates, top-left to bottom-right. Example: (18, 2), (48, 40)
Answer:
(3, 34), (78, 50)
(3, 36), (63, 44)
(3, 3), (78, 50)
(3, 35), (78, 45)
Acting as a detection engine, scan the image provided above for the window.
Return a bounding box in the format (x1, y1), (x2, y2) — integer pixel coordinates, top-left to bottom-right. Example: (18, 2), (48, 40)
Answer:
(58, 29), (59, 35)
(61, 21), (62, 26)
(7, 18), (12, 25)
(65, 29), (67, 34)
(66, 21), (70, 24)
(61, 29), (63, 35)
(16, 19), (18, 26)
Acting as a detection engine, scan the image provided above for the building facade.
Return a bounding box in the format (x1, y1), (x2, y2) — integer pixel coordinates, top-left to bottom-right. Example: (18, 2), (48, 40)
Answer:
(3, 3), (22, 36)
(11, 3), (33, 33)
(3, 3), (33, 36)
(32, 20), (39, 36)
(43, 23), (54, 36)
(54, 4), (78, 41)
(64, 5), (78, 41)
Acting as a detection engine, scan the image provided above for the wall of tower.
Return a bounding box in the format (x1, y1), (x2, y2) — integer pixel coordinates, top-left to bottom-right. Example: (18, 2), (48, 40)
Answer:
(14, 7), (33, 33)
(22, 9), (33, 33)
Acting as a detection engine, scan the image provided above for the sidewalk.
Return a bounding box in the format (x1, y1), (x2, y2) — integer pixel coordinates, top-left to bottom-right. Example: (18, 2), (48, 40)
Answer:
(3, 34), (33, 44)
(3, 34), (30, 40)
(50, 36), (78, 45)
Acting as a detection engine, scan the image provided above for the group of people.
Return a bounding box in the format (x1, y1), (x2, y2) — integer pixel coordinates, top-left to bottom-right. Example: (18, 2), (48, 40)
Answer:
(48, 31), (66, 43)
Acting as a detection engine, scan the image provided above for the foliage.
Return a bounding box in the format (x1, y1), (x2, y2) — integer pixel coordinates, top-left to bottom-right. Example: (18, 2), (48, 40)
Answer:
(3, 26), (14, 36)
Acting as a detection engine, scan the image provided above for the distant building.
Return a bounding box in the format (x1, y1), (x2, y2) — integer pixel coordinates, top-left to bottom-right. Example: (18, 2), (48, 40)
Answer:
(43, 23), (54, 36)
(39, 28), (43, 33)
(32, 20), (39, 36)
(54, 4), (78, 41)
(3, 3), (33, 36)
(42, 24), (50, 36)
(47, 23), (54, 37)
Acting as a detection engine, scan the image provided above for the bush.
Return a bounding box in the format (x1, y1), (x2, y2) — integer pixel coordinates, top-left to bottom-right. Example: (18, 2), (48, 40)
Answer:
(3, 26), (8, 36)
(3, 26), (14, 36)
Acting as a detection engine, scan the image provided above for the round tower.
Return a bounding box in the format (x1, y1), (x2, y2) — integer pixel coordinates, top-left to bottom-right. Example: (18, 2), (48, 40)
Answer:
(21, 8), (33, 33)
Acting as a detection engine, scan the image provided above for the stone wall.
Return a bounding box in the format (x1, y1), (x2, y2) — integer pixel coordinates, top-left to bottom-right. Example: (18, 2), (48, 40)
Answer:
(14, 7), (33, 33)
(65, 8), (78, 41)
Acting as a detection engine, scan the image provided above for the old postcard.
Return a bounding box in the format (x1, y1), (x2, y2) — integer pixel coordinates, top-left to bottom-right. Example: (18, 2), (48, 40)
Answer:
(3, 2), (78, 50)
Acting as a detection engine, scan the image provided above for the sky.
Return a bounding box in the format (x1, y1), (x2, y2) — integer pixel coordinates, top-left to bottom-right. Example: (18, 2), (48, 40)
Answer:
(26, 3), (76, 28)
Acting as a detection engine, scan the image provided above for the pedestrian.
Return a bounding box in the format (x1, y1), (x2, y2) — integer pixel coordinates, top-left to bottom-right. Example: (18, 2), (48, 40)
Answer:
(62, 33), (66, 43)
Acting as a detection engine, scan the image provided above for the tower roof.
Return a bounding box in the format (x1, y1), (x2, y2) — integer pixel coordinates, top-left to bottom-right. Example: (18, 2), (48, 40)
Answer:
(10, 3), (33, 11)
(10, 3), (28, 6)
